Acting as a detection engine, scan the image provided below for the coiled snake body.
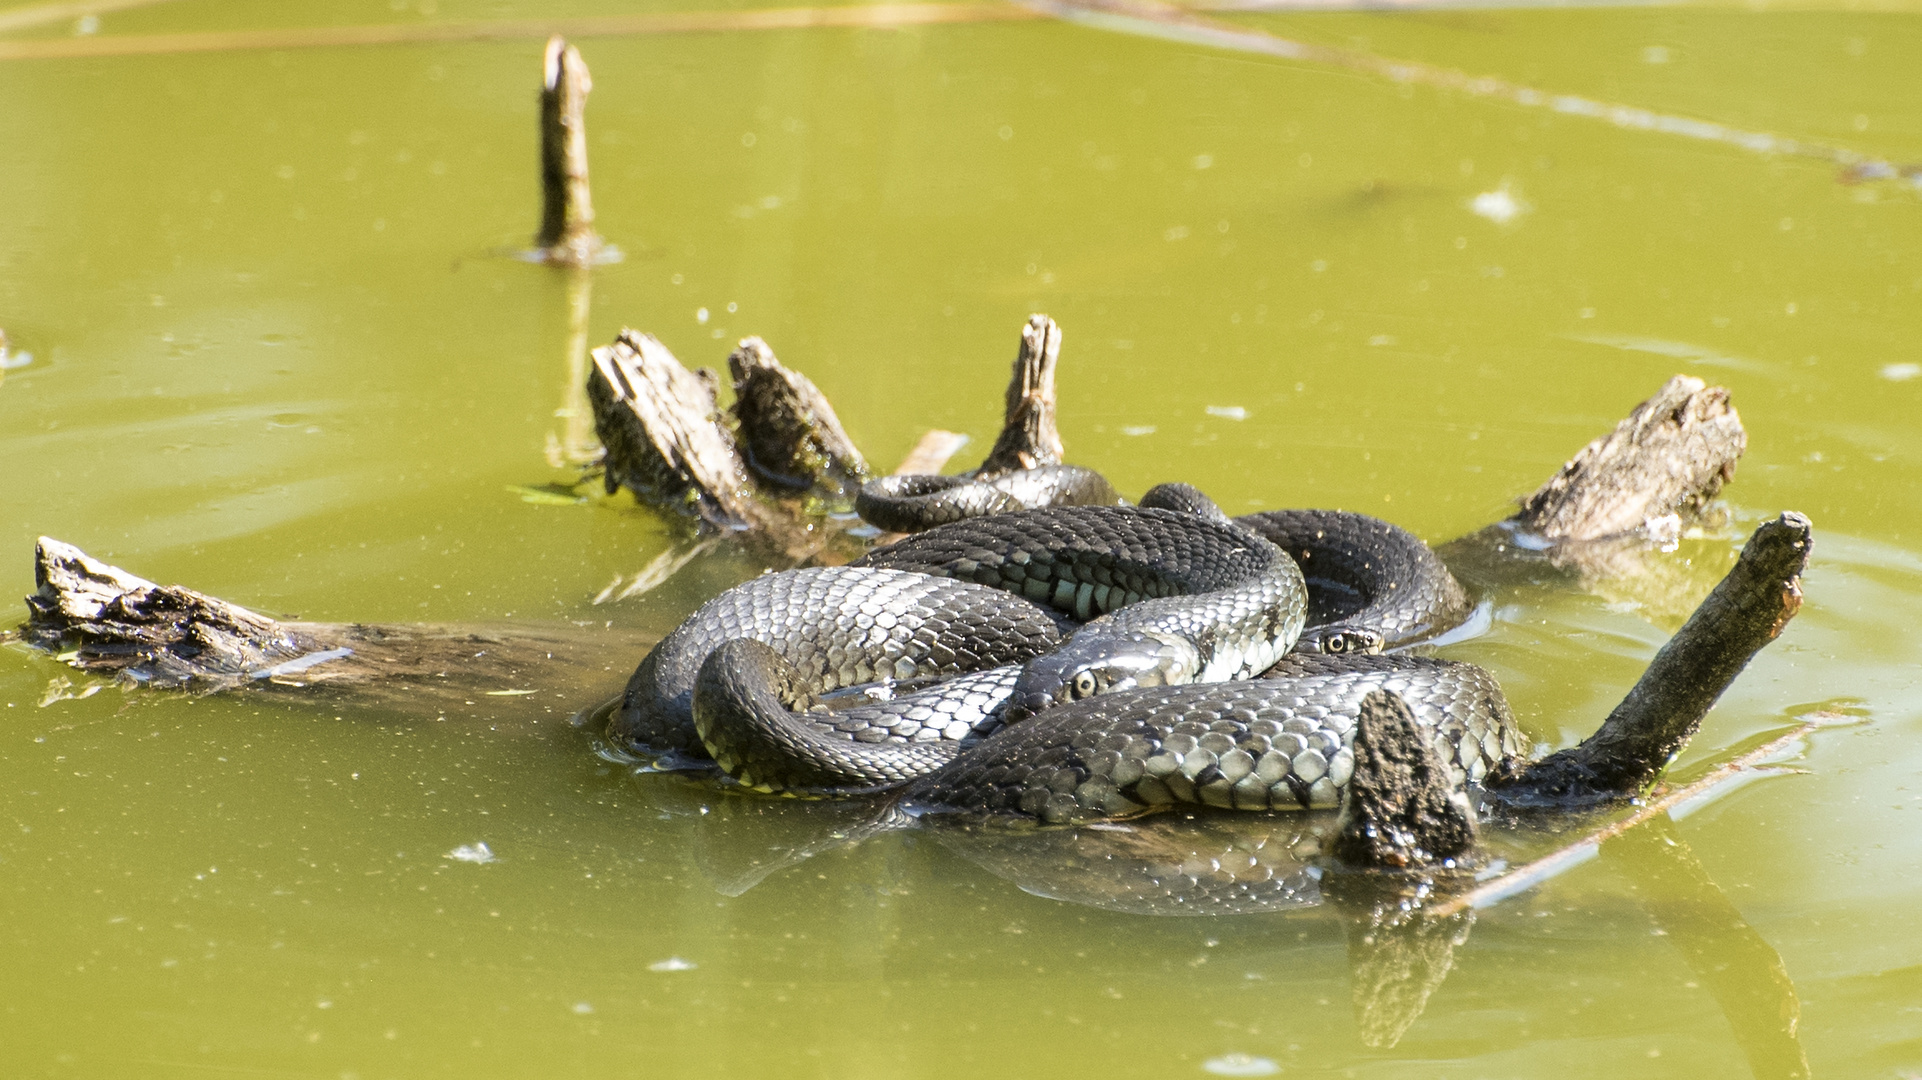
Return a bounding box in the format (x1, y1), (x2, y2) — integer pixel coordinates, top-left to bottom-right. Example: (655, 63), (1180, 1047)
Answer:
(607, 477), (1515, 817)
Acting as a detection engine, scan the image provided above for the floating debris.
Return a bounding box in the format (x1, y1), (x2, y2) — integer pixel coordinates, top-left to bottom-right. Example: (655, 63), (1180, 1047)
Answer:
(447, 843), (498, 864)
(1202, 1053), (1280, 1077)
(1470, 185), (1525, 224)
(248, 647), (353, 680)
(38, 675), (102, 707)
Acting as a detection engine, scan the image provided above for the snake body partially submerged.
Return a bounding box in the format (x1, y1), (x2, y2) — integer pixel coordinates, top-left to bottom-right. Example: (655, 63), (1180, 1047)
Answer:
(901, 654), (1521, 823)
(610, 470), (1510, 817)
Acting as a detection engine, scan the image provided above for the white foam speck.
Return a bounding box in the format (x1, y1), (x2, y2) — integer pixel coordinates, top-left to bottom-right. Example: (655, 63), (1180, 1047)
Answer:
(1121, 425), (1157, 437)
(1205, 406), (1247, 421)
(1881, 363), (1920, 382)
(1470, 187), (1523, 224)
(571, 1002), (594, 1015)
(447, 843), (496, 864)
(648, 957), (696, 972)
(1203, 1053), (1281, 1077)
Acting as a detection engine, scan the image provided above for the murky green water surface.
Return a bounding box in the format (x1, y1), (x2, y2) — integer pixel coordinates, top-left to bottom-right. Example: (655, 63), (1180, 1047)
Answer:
(3, 1), (1920, 1076)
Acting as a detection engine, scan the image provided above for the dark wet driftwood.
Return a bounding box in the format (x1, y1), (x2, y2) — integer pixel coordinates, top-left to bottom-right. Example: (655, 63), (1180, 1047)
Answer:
(727, 335), (869, 498)
(1330, 690), (1477, 869)
(20, 538), (644, 712)
(1485, 511), (1811, 807)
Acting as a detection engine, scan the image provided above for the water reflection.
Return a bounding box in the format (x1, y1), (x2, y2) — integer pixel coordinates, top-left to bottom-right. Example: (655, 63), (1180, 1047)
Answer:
(653, 786), (1808, 1071)
(1601, 813), (1812, 1080)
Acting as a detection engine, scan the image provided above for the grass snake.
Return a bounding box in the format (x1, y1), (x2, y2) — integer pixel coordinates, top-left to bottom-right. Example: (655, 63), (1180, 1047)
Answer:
(608, 480), (1507, 814)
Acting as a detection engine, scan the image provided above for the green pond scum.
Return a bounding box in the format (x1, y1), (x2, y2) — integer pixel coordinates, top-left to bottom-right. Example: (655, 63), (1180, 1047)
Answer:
(2, 0), (1920, 1076)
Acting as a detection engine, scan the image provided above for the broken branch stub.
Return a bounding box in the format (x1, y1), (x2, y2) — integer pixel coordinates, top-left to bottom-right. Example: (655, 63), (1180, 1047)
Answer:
(588, 329), (764, 528)
(24, 537), (311, 688)
(1515, 374), (1746, 542)
(727, 336), (870, 498)
(1331, 690), (1478, 869)
(975, 314), (1065, 478)
(22, 538), (650, 708)
(1485, 511), (1812, 806)
(535, 36), (602, 266)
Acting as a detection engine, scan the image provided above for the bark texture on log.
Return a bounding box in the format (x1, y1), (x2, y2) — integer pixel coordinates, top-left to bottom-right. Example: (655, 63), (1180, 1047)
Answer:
(1331, 691), (1478, 869)
(587, 329), (764, 528)
(726, 336), (869, 497)
(21, 538), (644, 709)
(1514, 374), (1745, 542)
(1485, 511), (1811, 806)
(535, 37), (602, 266)
(975, 314), (1065, 478)
(23, 537), (313, 688)
(1438, 374), (1750, 625)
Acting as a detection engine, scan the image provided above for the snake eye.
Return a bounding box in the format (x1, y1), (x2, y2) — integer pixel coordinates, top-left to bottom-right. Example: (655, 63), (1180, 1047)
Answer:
(1324, 633), (1349, 654)
(1071, 671), (1099, 698)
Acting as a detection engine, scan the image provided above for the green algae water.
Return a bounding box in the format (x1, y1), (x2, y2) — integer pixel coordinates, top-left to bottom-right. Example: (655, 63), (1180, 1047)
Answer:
(3, 1), (1921, 1076)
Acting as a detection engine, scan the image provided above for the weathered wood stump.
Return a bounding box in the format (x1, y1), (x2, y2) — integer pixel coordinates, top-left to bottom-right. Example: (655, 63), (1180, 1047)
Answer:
(1516, 374), (1745, 542)
(726, 335), (869, 498)
(585, 314), (1069, 556)
(587, 329), (764, 528)
(976, 314), (1065, 477)
(534, 36), (603, 267)
(1440, 374), (1751, 623)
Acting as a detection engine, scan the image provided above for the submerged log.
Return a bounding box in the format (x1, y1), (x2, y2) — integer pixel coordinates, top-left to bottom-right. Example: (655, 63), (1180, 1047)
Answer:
(891, 429), (970, 478)
(1485, 512), (1812, 806)
(534, 37), (603, 266)
(19, 539), (643, 712)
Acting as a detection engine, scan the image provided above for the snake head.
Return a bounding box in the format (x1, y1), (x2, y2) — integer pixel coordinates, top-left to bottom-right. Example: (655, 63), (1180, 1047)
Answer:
(1005, 631), (1199, 721)
(1301, 625), (1387, 656)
